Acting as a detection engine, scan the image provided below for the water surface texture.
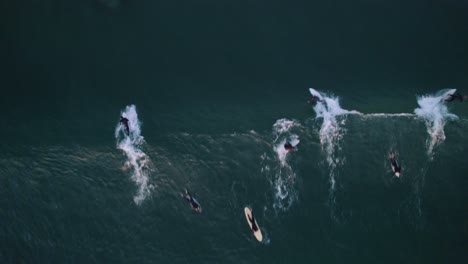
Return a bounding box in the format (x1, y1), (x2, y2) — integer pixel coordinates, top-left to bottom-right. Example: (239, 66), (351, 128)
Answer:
(1, 0), (468, 263)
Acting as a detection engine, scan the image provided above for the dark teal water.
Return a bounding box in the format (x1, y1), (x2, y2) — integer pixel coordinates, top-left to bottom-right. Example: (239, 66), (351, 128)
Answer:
(1, 0), (468, 263)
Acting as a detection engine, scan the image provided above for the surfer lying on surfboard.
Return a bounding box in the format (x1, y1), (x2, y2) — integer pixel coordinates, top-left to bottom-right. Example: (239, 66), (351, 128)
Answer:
(389, 153), (401, 177)
(183, 189), (201, 212)
(247, 210), (259, 232)
(120, 116), (130, 136)
(244, 207), (263, 242)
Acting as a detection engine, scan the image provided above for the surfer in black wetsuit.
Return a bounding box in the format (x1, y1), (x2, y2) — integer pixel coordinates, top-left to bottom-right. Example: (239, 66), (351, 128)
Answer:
(184, 189), (201, 212)
(308, 95), (322, 105)
(445, 92), (464, 102)
(389, 153), (401, 177)
(284, 142), (295, 151)
(120, 116), (130, 136)
(248, 210), (259, 232)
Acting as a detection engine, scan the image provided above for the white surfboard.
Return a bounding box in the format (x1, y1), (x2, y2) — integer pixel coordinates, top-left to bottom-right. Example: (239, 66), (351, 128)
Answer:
(309, 88), (324, 101)
(244, 207), (263, 242)
(389, 156), (401, 177)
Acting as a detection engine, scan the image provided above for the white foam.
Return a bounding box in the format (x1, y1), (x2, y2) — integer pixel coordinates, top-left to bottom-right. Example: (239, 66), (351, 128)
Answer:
(274, 135), (300, 167)
(309, 88), (359, 190)
(414, 89), (458, 157)
(272, 118), (299, 141)
(269, 118), (300, 211)
(361, 113), (416, 117)
(115, 105), (153, 205)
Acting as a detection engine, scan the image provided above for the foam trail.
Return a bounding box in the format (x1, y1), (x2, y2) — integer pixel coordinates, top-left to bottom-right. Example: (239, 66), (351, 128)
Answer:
(414, 89), (458, 157)
(269, 118), (300, 211)
(361, 113), (416, 118)
(115, 105), (153, 205)
(309, 88), (360, 190)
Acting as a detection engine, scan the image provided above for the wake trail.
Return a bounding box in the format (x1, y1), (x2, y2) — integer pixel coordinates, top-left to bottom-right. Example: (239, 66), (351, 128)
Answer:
(309, 88), (360, 191)
(360, 113), (416, 118)
(115, 105), (154, 205)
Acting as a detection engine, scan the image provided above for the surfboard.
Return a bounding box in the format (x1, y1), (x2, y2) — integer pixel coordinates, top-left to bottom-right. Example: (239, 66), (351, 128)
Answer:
(244, 207), (263, 242)
(191, 197), (202, 213)
(309, 88), (324, 101)
(390, 162), (400, 177)
(392, 167), (400, 177)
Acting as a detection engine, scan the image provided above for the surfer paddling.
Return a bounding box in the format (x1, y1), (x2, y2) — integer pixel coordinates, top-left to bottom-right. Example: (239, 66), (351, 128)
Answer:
(284, 142), (295, 151)
(389, 153), (401, 177)
(183, 189), (201, 212)
(244, 207), (263, 241)
(120, 116), (130, 136)
(247, 210), (259, 232)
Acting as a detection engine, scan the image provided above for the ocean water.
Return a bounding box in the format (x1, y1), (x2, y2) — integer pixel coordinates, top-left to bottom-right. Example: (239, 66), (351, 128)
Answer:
(1, 0), (468, 263)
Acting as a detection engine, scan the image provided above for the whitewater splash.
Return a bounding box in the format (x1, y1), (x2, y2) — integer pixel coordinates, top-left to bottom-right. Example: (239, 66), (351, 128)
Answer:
(268, 118), (300, 211)
(273, 119), (300, 167)
(115, 105), (153, 205)
(414, 89), (458, 157)
(309, 88), (359, 190)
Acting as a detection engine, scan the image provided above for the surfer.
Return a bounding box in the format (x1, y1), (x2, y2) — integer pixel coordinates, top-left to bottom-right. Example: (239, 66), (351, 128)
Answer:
(308, 95), (322, 105)
(120, 116), (130, 136)
(284, 142), (295, 151)
(247, 210), (259, 232)
(444, 92), (464, 102)
(184, 189), (201, 212)
(389, 153), (401, 177)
